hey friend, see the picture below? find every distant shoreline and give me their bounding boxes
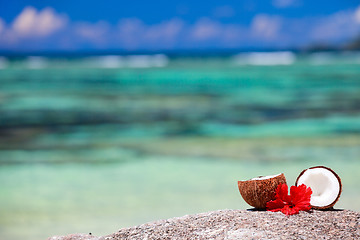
[1,47,359,58]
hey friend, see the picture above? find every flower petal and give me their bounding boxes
[281,205,300,215]
[266,198,285,212]
[290,184,312,211]
[276,183,291,203]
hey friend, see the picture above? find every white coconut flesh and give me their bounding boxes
[251,173,282,181]
[296,168,340,208]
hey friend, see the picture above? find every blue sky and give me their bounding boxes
[1,0,360,52]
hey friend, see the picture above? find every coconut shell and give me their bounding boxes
[238,173,287,209]
[295,166,342,210]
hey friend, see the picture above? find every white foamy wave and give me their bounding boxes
[309,51,360,65]
[89,54,169,69]
[26,56,48,69]
[95,55,125,68]
[125,54,168,68]
[233,51,296,66]
[308,52,336,65]
[0,56,8,69]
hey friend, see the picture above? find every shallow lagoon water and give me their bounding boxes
[1,53,360,240]
[1,143,360,240]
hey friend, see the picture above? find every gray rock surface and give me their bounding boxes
[48,209,360,240]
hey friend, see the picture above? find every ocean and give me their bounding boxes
[1,51,360,240]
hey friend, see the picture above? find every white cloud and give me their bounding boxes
[272,0,301,8]
[190,18,222,41]
[309,8,360,43]
[12,6,68,37]
[117,18,144,34]
[221,24,245,44]
[74,21,110,46]
[0,18,5,34]
[12,7,37,36]
[251,14,282,40]
[1,5,360,51]
[145,19,184,42]
[188,18,246,47]
[0,19,18,45]
[355,5,360,24]
[116,18,184,49]
[115,17,243,48]
[116,18,144,49]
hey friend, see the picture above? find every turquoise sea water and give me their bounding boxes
[0,52,360,240]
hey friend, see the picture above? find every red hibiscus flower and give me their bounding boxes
[266,183,312,215]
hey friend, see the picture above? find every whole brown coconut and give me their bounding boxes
[238,173,287,209]
[295,166,342,210]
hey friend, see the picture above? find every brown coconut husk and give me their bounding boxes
[238,173,287,209]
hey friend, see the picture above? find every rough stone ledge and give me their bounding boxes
[48,209,360,240]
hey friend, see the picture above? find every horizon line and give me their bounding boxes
[0,46,357,58]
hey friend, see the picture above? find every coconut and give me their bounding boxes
[238,173,287,209]
[295,166,342,209]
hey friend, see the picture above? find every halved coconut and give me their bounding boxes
[238,173,286,209]
[295,166,342,209]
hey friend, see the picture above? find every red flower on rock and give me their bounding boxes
[266,183,312,215]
